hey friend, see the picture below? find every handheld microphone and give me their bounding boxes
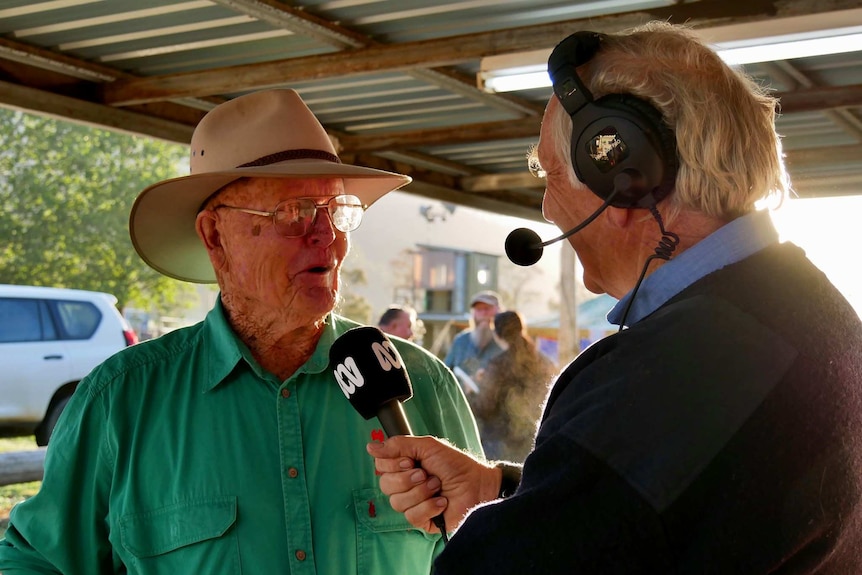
[329,326,450,541]
[330,325,413,437]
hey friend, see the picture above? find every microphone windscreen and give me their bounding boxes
[328,326,413,420]
[505,228,544,266]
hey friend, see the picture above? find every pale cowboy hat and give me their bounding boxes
[130,89,411,283]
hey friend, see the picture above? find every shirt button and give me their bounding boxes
[295,550,307,561]
[281,389,290,398]
[288,467,299,478]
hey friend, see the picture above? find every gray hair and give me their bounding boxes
[531,21,789,222]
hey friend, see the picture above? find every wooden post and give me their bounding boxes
[558,243,578,367]
[0,449,46,486]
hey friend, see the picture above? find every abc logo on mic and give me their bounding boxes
[333,339,403,399]
[329,326,413,420]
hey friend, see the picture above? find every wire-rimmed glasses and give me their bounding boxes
[215,194,364,237]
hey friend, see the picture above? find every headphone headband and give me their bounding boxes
[549,32,602,115]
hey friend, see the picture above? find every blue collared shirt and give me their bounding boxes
[608,210,780,327]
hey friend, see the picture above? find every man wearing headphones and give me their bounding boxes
[368,22,862,573]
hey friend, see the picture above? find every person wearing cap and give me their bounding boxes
[443,290,504,391]
[0,89,482,575]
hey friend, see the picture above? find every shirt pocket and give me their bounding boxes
[119,495,240,575]
[353,487,439,575]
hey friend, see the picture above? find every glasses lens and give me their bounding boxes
[329,195,363,233]
[274,199,317,237]
[272,195,364,237]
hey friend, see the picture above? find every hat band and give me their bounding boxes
[237,148,341,168]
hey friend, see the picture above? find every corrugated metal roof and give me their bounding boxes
[1,0,860,215]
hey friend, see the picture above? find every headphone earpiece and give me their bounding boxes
[549,32,678,208]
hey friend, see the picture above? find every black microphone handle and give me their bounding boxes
[377,399,449,541]
[377,399,413,437]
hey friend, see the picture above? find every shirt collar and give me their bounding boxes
[200,299,343,392]
[195,297,241,392]
[607,209,779,327]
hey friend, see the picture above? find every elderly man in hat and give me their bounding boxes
[0,89,482,575]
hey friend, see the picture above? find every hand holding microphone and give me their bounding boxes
[367,435,501,538]
[329,326,450,542]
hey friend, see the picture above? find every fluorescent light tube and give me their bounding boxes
[717,32,862,65]
[479,25,862,93]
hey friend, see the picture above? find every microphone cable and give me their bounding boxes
[617,204,679,331]
[437,515,450,544]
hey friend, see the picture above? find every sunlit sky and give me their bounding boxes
[768,195,862,319]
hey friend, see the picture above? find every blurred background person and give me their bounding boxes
[471,311,556,462]
[444,291,504,392]
[377,304,417,341]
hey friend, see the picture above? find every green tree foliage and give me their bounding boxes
[0,108,194,310]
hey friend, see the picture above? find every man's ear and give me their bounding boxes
[606,205,632,229]
[196,210,227,271]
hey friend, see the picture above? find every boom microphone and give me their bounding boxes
[505,172,641,266]
[505,195,613,266]
[329,326,449,541]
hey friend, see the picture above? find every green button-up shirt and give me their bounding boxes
[0,302,483,574]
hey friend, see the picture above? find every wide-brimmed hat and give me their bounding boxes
[130,89,411,283]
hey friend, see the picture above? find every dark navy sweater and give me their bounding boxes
[435,242,862,574]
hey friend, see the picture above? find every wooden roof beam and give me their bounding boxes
[99,0,862,106]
